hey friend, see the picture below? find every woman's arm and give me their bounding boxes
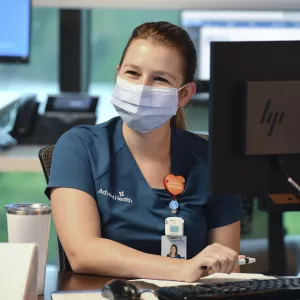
[50,187,186,280]
[207,221,241,272]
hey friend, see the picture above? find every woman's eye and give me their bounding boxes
[154,77,169,83]
[126,70,139,76]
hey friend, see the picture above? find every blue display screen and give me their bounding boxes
[170,225,179,233]
[0,0,31,59]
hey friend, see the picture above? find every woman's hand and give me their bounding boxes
[179,243,239,282]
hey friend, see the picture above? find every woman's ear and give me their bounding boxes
[178,82,197,107]
[116,64,120,74]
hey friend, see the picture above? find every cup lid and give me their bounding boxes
[5,203,52,215]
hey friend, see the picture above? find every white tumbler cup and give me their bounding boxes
[5,203,51,295]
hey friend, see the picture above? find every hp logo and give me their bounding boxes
[260,99,285,136]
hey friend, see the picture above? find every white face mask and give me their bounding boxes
[111,76,186,133]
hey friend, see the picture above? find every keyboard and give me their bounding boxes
[156,278,300,299]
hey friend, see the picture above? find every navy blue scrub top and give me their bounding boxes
[45,117,242,259]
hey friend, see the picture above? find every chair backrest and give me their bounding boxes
[38,145,72,272]
[38,145,55,183]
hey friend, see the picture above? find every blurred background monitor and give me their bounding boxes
[181,10,300,86]
[0,0,31,63]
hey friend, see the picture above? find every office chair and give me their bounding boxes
[38,134,252,272]
[38,145,73,272]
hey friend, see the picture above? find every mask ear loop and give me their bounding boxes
[177,83,188,92]
[176,83,188,107]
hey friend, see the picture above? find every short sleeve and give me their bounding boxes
[205,194,243,230]
[45,129,96,200]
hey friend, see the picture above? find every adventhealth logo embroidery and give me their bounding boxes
[97,188,132,203]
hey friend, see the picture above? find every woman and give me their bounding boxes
[46,21,243,282]
[167,245,182,259]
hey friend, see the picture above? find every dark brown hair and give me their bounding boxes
[119,21,197,131]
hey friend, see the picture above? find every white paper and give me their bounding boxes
[0,243,38,300]
[130,272,277,287]
[51,291,103,300]
[203,272,276,280]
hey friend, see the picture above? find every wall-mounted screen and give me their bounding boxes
[0,0,31,63]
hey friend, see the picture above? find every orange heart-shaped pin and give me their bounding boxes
[164,174,185,197]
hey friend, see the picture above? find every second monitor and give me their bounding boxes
[181,10,300,82]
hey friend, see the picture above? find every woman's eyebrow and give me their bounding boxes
[123,63,140,70]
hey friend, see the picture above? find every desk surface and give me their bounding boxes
[34,268,300,300]
[40,269,159,300]
[40,269,112,300]
[0,145,44,172]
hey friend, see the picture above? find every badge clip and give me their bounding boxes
[165,217,184,237]
[164,174,185,214]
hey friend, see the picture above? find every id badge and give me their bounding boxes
[161,235,187,259]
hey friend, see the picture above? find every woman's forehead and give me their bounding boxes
[122,39,183,77]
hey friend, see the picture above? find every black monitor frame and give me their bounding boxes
[45,94,99,113]
[0,0,32,63]
[208,40,300,196]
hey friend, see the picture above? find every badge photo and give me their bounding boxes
[161,236,187,260]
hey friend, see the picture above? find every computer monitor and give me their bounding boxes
[181,10,300,82]
[208,40,300,196]
[0,0,31,63]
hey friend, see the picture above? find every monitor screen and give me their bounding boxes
[0,0,31,63]
[181,10,300,81]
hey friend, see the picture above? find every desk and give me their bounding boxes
[38,268,300,300]
[40,269,157,300]
[0,145,43,172]
[40,269,112,300]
